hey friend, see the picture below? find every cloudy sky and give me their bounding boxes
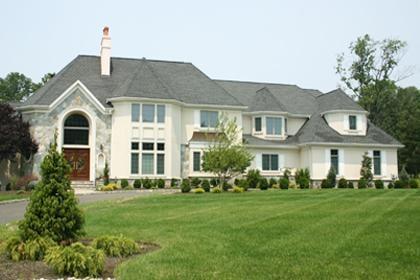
[1,0,418,93]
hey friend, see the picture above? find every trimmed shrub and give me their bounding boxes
[338,178,347,189]
[387,182,394,189]
[358,178,368,189]
[320,179,328,189]
[210,178,219,187]
[212,187,222,193]
[19,137,84,243]
[258,178,269,190]
[181,179,191,193]
[269,178,277,188]
[347,181,355,189]
[133,179,142,189]
[191,177,201,187]
[142,178,153,189]
[326,167,337,188]
[234,178,240,186]
[299,178,310,189]
[238,179,249,191]
[295,168,311,189]
[45,242,105,278]
[92,235,139,257]
[374,179,384,189]
[408,178,419,189]
[5,236,55,261]
[246,169,261,189]
[103,162,110,186]
[232,186,244,193]
[120,179,129,189]
[201,179,211,192]
[394,180,404,189]
[279,178,289,190]
[157,179,165,189]
[194,187,205,194]
[222,182,232,191]
[171,178,180,188]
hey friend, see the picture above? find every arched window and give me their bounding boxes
[64,114,89,145]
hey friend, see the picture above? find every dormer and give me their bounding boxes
[252,114,287,140]
[323,110,368,136]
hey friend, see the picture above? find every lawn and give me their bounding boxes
[82,189,420,279]
[0,191,30,202]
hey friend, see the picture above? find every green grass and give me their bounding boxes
[0,191,29,202]
[83,189,420,279]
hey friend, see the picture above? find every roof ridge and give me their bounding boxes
[78,54,191,65]
[143,59,176,99]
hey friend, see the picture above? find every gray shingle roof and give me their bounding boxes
[316,89,366,113]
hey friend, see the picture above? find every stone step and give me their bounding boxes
[71,181,95,189]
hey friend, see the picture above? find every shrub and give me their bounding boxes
[92,235,139,257]
[283,168,291,181]
[234,178,240,186]
[238,179,249,191]
[120,179,129,189]
[5,236,55,261]
[387,181,394,189]
[19,136,84,243]
[157,178,165,189]
[394,180,404,189]
[408,178,419,189]
[374,179,384,189]
[171,178,180,188]
[295,168,311,189]
[347,181,355,189]
[279,178,289,189]
[232,186,244,193]
[133,179,142,189]
[258,178,269,190]
[191,177,201,187]
[338,178,347,189]
[181,179,191,193]
[103,161,110,186]
[194,187,205,194]
[269,178,277,188]
[399,167,409,184]
[299,178,310,189]
[210,178,219,187]
[326,167,337,188]
[320,179,328,189]
[45,242,105,278]
[201,179,211,192]
[212,187,222,193]
[222,181,232,191]
[358,178,368,189]
[246,169,261,189]
[100,184,114,191]
[124,185,134,190]
[142,178,153,189]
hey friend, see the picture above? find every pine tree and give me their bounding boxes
[326,167,337,188]
[360,152,373,183]
[19,134,84,242]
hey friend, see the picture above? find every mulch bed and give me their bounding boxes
[0,240,160,280]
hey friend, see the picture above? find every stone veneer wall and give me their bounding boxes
[22,89,112,181]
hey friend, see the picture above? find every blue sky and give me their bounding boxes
[1,0,419,92]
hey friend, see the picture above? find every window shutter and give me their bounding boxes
[339,149,344,175]
[194,110,200,128]
[381,150,386,176]
[344,115,349,130]
[357,115,362,131]
[256,153,262,170]
[325,149,330,175]
[278,154,284,170]
[368,150,373,172]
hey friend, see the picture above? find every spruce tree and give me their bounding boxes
[360,152,373,183]
[326,166,337,188]
[19,135,84,242]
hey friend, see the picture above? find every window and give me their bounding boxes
[142,104,155,123]
[349,115,357,130]
[200,111,218,128]
[330,149,339,173]
[131,104,140,122]
[157,143,165,151]
[64,114,89,145]
[262,154,279,171]
[157,154,165,174]
[193,152,201,171]
[157,105,165,123]
[142,143,154,150]
[255,117,262,132]
[131,142,139,150]
[373,150,381,175]
[142,154,154,174]
[131,153,139,174]
[285,118,288,134]
[266,117,282,135]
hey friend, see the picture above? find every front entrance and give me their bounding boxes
[63,148,90,181]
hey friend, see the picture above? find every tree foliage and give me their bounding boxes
[0,103,38,161]
[360,152,373,183]
[19,134,84,242]
[202,114,253,188]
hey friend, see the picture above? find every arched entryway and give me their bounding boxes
[62,113,91,181]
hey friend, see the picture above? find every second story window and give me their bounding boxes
[200,111,218,128]
[157,105,166,123]
[255,117,262,132]
[266,117,282,135]
[349,115,357,130]
[142,104,155,123]
[131,104,140,122]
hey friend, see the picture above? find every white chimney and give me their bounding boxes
[100,26,111,76]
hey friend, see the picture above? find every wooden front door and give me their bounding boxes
[63,148,90,181]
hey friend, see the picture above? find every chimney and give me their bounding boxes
[100,26,111,76]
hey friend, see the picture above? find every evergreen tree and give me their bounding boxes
[19,134,84,242]
[360,152,373,184]
[326,167,337,188]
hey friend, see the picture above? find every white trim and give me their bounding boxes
[245,144,299,150]
[244,111,310,118]
[381,150,387,177]
[299,142,404,148]
[320,109,369,116]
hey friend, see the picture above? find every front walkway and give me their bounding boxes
[0,189,177,224]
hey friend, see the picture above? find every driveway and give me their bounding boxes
[0,189,176,224]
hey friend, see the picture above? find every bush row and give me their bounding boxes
[320,177,419,189]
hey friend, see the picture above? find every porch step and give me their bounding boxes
[71,181,95,189]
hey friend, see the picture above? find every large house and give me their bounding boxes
[17,27,402,186]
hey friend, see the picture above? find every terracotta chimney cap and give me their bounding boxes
[103,26,109,36]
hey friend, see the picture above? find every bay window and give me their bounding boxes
[266,117,282,135]
[200,111,218,128]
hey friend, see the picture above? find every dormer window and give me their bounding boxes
[266,117,282,135]
[349,115,357,130]
[255,117,262,132]
[200,111,218,128]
